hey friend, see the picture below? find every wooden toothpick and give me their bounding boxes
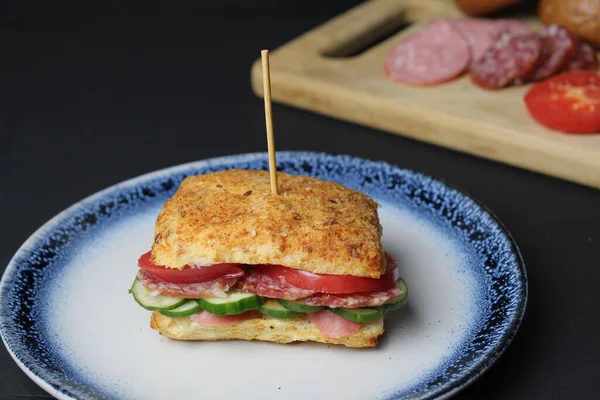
[261,49,279,195]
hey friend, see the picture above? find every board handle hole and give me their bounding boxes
[321,20,410,59]
[318,0,454,59]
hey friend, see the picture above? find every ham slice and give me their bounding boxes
[191,310,262,326]
[305,310,362,339]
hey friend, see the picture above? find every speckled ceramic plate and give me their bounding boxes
[0,152,526,400]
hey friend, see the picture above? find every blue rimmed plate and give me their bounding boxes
[0,152,526,400]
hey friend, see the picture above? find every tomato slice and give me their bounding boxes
[253,254,399,294]
[137,251,244,284]
[524,70,600,133]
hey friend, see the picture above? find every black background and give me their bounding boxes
[0,1,599,399]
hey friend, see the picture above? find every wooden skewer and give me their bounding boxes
[261,49,279,195]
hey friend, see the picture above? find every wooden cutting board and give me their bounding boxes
[250,0,600,190]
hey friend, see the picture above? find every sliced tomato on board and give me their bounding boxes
[524,70,600,133]
[252,254,399,294]
[137,251,244,284]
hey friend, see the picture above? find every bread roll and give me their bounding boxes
[539,0,600,48]
[150,312,384,348]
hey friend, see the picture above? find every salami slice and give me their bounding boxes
[567,40,599,71]
[136,269,239,298]
[299,280,404,308]
[449,18,506,64]
[385,19,470,86]
[531,24,576,81]
[471,34,541,89]
[234,269,316,300]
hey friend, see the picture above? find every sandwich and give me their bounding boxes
[129,169,407,348]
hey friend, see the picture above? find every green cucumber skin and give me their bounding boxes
[278,299,323,313]
[382,278,408,313]
[383,297,407,313]
[130,279,187,311]
[133,297,170,312]
[197,295,263,316]
[330,307,383,323]
[160,301,203,318]
[260,300,303,319]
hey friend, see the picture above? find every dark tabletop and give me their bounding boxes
[1,1,599,399]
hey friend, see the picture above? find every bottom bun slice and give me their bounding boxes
[151,311,384,348]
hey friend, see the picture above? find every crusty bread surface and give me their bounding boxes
[150,170,385,277]
[150,311,384,348]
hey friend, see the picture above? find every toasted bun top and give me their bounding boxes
[150,169,385,277]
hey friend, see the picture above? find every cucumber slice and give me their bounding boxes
[198,291,263,316]
[278,299,323,313]
[160,300,203,318]
[129,279,187,311]
[260,300,303,319]
[382,278,408,313]
[330,307,383,323]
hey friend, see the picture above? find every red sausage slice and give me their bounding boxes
[385,19,470,86]
[567,40,599,72]
[449,18,506,64]
[136,269,240,298]
[299,280,405,308]
[233,269,316,300]
[471,34,541,89]
[531,24,576,81]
